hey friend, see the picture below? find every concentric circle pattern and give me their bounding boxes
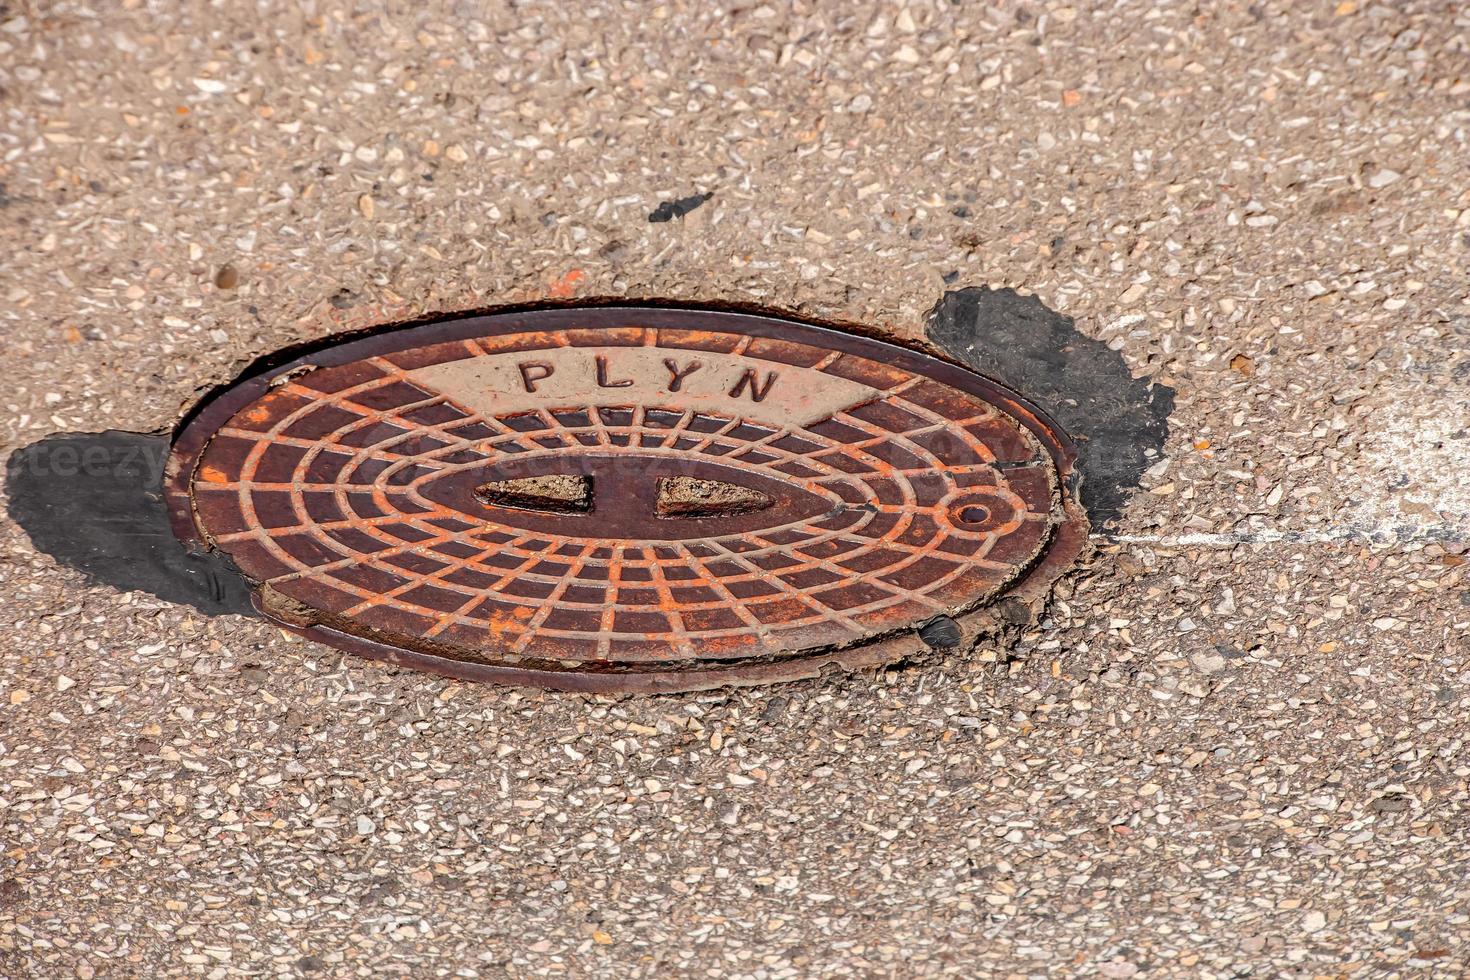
[172,310,1082,689]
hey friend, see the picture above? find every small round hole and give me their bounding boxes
[956,504,991,525]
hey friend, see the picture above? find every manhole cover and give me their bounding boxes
[166,307,1086,691]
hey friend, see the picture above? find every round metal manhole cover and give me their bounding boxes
[166,307,1087,692]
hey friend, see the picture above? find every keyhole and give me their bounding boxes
[655,477,772,519]
[475,475,593,514]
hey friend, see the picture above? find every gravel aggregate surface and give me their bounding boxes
[3,1,1469,976]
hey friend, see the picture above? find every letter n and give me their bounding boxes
[727,369,777,403]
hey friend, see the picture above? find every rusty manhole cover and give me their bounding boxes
[166,307,1086,692]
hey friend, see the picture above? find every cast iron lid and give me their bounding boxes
[166,307,1086,692]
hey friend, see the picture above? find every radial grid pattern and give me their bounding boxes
[190,327,1061,666]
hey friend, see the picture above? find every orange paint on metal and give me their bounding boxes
[169,306,1084,692]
